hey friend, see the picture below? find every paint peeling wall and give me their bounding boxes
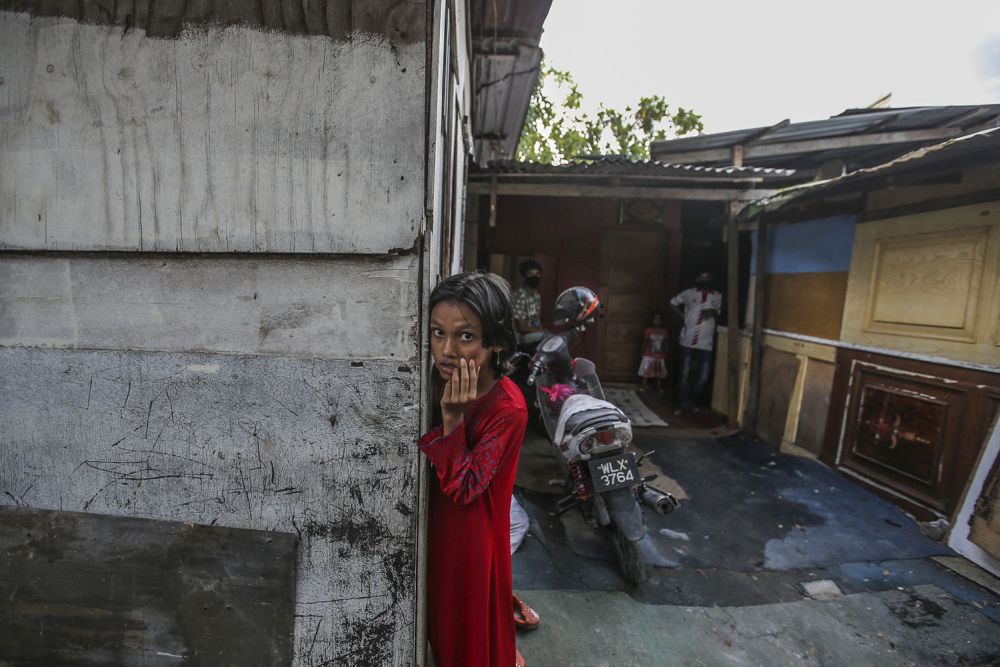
[0,2,435,665]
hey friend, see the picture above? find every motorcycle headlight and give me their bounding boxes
[578,436,595,454]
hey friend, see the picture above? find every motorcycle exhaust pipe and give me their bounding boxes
[639,485,678,516]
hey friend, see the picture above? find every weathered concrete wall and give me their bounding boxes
[0,253,418,358]
[0,346,419,664]
[0,3,431,665]
[0,9,424,253]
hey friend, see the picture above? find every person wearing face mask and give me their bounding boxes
[670,271,723,413]
[511,259,546,351]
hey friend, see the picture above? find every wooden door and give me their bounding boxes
[598,229,668,382]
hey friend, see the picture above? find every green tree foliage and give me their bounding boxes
[516,62,704,163]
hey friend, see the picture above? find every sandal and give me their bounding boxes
[515,648,526,667]
[513,594,540,630]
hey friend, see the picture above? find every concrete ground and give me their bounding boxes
[512,403,1000,667]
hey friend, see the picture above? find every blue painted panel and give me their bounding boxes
[751,214,857,274]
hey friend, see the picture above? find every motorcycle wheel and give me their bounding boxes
[608,525,645,585]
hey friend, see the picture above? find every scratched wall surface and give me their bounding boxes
[0,9,425,254]
[0,347,421,665]
[0,3,430,665]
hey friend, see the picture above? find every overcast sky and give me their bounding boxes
[538,0,1000,134]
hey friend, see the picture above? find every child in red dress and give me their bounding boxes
[417,271,528,667]
[638,310,669,393]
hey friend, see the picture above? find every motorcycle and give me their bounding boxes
[514,287,678,585]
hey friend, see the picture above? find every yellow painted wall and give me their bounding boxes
[840,201,1000,367]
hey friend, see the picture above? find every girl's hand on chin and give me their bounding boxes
[441,358,479,434]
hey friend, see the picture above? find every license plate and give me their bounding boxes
[588,453,639,493]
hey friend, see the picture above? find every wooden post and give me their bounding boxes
[488,176,498,228]
[732,144,744,168]
[744,215,769,437]
[726,201,741,429]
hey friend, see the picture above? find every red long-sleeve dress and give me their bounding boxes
[417,376,527,667]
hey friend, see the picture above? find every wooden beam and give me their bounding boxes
[743,216,770,437]
[726,202,741,430]
[469,172,767,184]
[467,181,776,202]
[653,128,960,165]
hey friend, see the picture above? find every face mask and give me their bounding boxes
[525,276,541,289]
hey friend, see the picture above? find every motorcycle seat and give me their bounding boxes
[564,407,627,435]
[554,394,630,446]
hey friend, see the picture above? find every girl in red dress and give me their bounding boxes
[417,272,528,667]
[638,310,669,394]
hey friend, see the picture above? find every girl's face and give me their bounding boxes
[652,313,663,327]
[430,301,498,386]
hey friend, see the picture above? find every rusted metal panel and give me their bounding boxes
[0,506,297,666]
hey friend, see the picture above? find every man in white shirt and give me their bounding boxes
[669,271,723,412]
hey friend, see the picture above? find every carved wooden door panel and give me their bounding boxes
[839,367,963,513]
[828,355,1000,517]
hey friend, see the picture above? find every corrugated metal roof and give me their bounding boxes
[470,0,553,163]
[739,127,1000,220]
[655,106,1000,153]
[478,156,795,179]
[651,105,1000,172]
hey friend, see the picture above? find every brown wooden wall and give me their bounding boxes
[764,272,849,340]
[822,348,1000,519]
[485,195,681,381]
